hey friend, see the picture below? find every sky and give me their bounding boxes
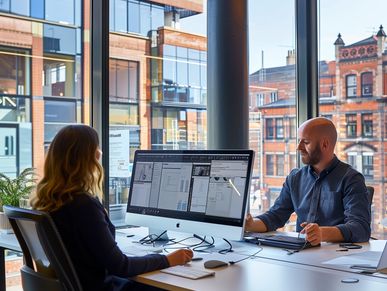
[180,0,387,73]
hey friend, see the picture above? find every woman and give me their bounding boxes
[31,124,192,291]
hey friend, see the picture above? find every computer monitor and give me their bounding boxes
[126,150,254,241]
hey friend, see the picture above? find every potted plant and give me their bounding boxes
[0,168,36,232]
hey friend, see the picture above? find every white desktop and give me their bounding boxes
[125,150,254,241]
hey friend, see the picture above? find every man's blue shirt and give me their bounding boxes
[257,156,371,242]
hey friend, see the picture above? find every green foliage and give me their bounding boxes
[0,168,36,211]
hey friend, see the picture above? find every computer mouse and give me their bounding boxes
[204,259,229,269]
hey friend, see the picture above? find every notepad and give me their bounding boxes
[160,265,215,279]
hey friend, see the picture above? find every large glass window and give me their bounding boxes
[319,0,386,238]
[249,0,296,218]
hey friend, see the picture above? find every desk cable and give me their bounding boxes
[229,242,263,265]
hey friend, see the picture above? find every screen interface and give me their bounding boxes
[127,151,253,226]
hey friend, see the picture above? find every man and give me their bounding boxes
[245,117,371,245]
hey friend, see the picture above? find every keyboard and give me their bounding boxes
[160,265,215,280]
[244,233,313,250]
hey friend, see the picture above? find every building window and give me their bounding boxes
[266,118,274,139]
[346,74,357,98]
[361,72,373,97]
[270,91,278,103]
[346,114,357,138]
[362,113,373,137]
[266,154,274,176]
[154,45,206,105]
[275,118,284,139]
[110,0,164,36]
[362,155,374,178]
[276,155,284,176]
[289,117,296,139]
[347,153,357,170]
[109,59,138,102]
[44,99,77,143]
[0,47,30,95]
[347,152,374,179]
[256,93,264,106]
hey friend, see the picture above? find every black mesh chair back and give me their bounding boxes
[366,186,374,212]
[4,205,83,291]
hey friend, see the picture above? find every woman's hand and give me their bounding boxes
[166,249,193,266]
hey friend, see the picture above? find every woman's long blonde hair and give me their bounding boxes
[31,125,104,212]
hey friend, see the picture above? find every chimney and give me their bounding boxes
[286,49,295,66]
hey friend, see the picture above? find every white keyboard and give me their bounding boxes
[160,265,215,280]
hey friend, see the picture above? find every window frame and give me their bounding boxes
[346,74,357,98]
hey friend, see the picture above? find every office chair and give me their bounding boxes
[4,205,83,291]
[366,186,377,240]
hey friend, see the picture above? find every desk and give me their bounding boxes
[2,228,387,291]
[0,232,21,291]
[115,229,387,291]
[135,256,387,291]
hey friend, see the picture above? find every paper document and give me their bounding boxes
[322,251,381,267]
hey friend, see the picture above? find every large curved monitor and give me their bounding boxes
[126,150,254,241]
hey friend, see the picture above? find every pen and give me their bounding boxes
[228,179,241,196]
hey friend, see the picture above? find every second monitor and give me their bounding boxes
[126,150,254,241]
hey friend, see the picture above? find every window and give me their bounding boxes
[347,153,357,170]
[0,47,30,95]
[362,113,373,137]
[11,0,29,16]
[43,58,75,98]
[276,154,284,176]
[361,72,373,97]
[256,93,264,107]
[270,91,278,103]
[154,45,206,105]
[43,24,76,55]
[266,118,274,139]
[275,118,284,139]
[44,99,77,143]
[362,154,374,178]
[346,74,357,97]
[346,114,357,138]
[266,154,274,175]
[45,0,75,24]
[289,117,296,139]
[109,59,138,102]
[0,0,9,12]
[128,0,140,33]
[110,0,164,36]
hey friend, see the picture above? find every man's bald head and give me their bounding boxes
[299,117,337,149]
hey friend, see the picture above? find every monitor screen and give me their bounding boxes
[126,150,254,240]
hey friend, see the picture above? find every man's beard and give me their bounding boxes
[301,144,322,165]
